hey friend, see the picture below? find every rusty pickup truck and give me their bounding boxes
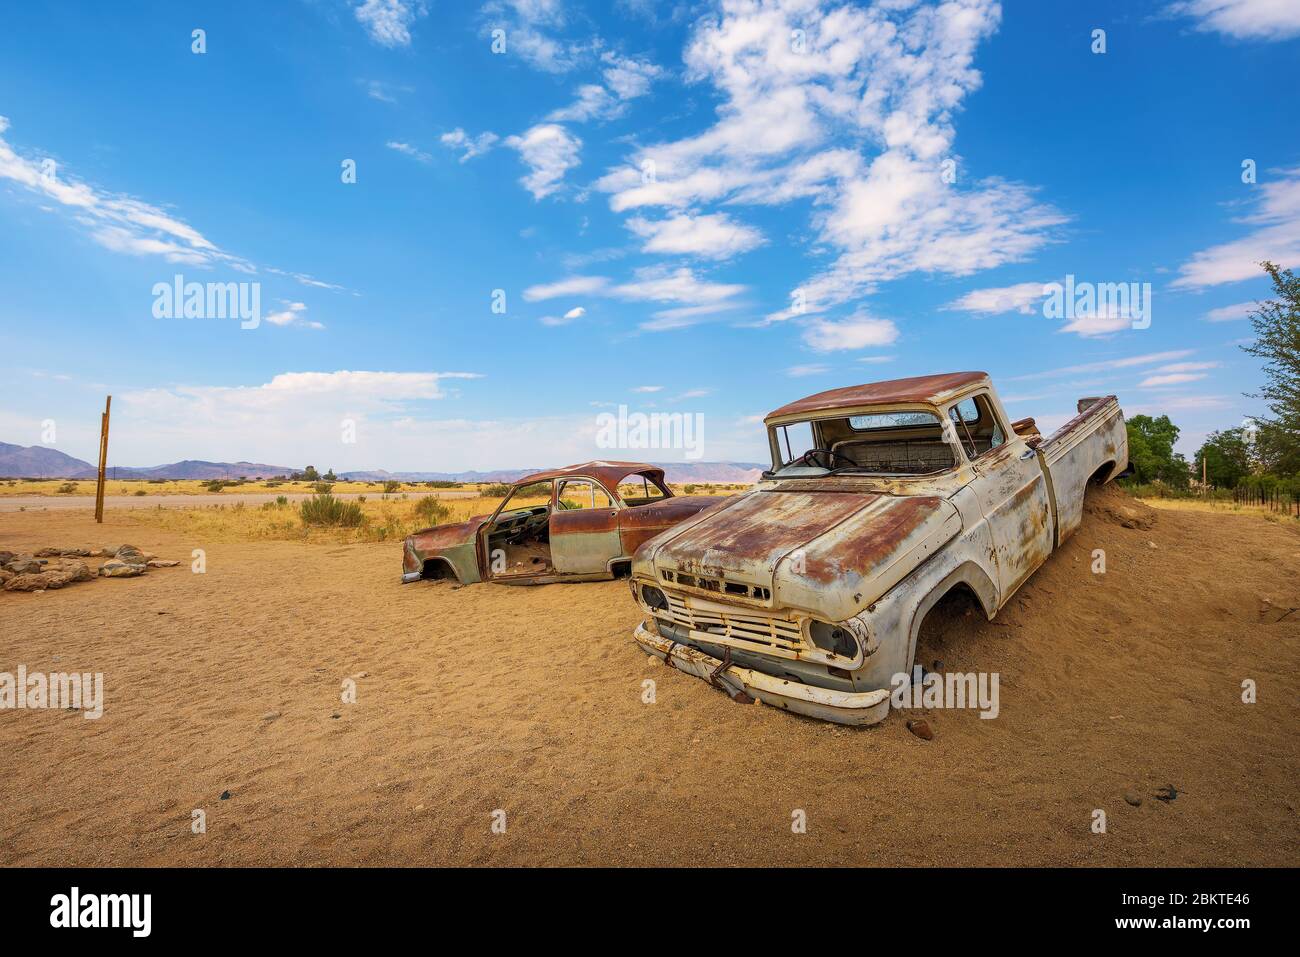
[630,371,1127,725]
[402,461,721,585]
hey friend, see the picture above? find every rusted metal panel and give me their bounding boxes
[514,460,667,496]
[616,494,725,557]
[649,489,879,585]
[765,372,989,422]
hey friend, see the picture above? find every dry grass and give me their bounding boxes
[121,493,541,544]
[1138,496,1300,522]
[0,477,478,497]
[120,484,736,545]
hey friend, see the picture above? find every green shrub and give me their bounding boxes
[480,483,511,498]
[134,489,147,496]
[313,481,335,495]
[383,480,401,494]
[413,495,450,526]
[300,492,364,527]
[56,482,77,493]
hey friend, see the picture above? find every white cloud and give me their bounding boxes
[439,128,500,162]
[612,265,745,304]
[0,115,240,268]
[1058,312,1134,338]
[362,79,413,103]
[523,275,611,301]
[264,301,324,330]
[944,280,1049,315]
[1007,350,1197,382]
[626,211,765,260]
[386,141,432,163]
[526,265,748,331]
[786,364,829,377]
[801,314,900,353]
[1173,168,1300,288]
[1154,361,1219,373]
[354,0,427,48]
[548,85,616,123]
[0,115,339,289]
[593,0,1063,314]
[856,355,896,364]
[1140,372,1209,387]
[483,0,579,73]
[631,385,663,393]
[1166,0,1300,40]
[505,124,582,199]
[539,305,586,326]
[1204,301,1256,322]
[601,51,663,99]
[548,52,664,121]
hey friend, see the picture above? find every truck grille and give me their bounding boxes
[660,569,771,601]
[664,593,804,656]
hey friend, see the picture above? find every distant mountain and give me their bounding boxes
[69,460,297,481]
[338,462,766,484]
[1,441,762,484]
[0,442,94,478]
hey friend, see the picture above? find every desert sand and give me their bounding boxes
[1,485,1297,866]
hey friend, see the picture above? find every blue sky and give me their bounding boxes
[2,0,1298,471]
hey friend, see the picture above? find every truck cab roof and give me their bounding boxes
[765,372,990,423]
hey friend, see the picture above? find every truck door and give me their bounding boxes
[549,478,623,575]
[951,393,1054,603]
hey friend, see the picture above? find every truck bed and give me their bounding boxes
[1032,395,1128,545]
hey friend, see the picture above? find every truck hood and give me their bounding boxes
[641,489,961,620]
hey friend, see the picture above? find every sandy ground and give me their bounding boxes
[1,487,1297,867]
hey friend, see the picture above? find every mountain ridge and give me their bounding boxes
[0,442,764,484]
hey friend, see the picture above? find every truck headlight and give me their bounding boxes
[807,620,858,659]
[640,584,669,612]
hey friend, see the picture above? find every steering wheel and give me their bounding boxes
[799,447,856,470]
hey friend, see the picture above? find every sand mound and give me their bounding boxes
[1083,480,1156,530]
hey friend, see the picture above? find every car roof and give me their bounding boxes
[765,371,990,422]
[513,461,665,490]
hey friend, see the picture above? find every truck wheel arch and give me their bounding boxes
[1088,460,1118,486]
[903,563,998,672]
[421,557,461,583]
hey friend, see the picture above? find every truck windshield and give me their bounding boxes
[772,411,957,476]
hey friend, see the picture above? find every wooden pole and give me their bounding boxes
[94,395,111,523]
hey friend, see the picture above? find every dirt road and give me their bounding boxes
[1,487,1297,866]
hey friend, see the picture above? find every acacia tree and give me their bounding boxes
[1241,262,1300,475]
[1124,414,1189,487]
[1194,428,1252,488]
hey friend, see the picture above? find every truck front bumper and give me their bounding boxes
[633,619,891,726]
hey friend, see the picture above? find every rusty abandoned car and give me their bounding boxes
[629,371,1128,725]
[401,461,720,585]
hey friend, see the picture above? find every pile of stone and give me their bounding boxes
[1,544,179,593]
